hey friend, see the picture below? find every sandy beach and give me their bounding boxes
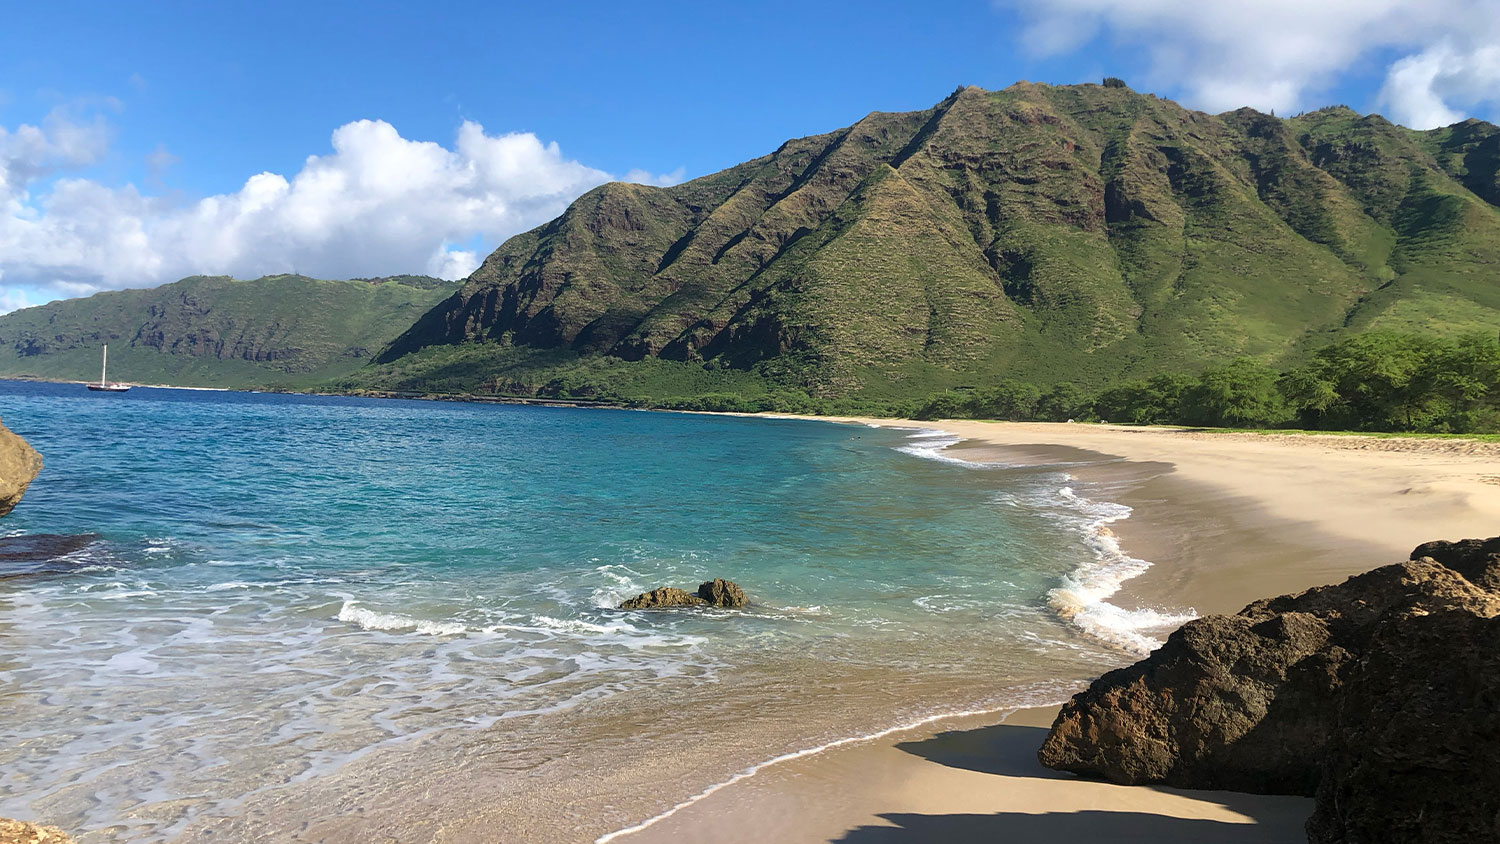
[610,419,1500,844]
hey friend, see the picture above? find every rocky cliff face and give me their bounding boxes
[1038,537,1500,842]
[378,83,1500,395]
[0,420,42,518]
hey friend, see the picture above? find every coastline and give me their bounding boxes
[605,418,1500,843]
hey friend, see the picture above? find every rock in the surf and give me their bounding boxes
[0,534,102,579]
[619,587,707,609]
[1038,548,1500,795]
[0,817,76,844]
[697,578,747,608]
[0,419,42,518]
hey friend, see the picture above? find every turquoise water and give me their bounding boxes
[0,381,1188,843]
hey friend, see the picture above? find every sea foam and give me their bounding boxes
[336,601,468,636]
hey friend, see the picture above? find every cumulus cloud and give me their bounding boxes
[999,0,1500,127]
[0,113,682,305]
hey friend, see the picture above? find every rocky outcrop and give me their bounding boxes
[697,578,748,608]
[1308,607,1500,843]
[619,579,749,610]
[1037,537,1500,842]
[619,587,706,610]
[0,818,76,844]
[0,419,42,517]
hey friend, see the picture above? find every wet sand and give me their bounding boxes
[609,420,1500,843]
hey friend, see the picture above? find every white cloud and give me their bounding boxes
[1380,41,1500,129]
[0,114,683,302]
[999,0,1500,127]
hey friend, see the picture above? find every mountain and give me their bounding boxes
[0,274,459,388]
[368,82,1500,401]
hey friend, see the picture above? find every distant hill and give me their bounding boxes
[367,82,1500,401]
[0,274,458,388]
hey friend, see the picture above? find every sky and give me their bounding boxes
[2,0,1498,312]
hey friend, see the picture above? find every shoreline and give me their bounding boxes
[603,417,1500,843]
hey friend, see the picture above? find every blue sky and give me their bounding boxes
[2,0,1498,310]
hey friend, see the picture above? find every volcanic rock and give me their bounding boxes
[1308,607,1500,843]
[697,578,747,608]
[0,419,41,518]
[619,587,707,610]
[1039,555,1497,794]
[1037,536,1500,842]
[618,578,749,610]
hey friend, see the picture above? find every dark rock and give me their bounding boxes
[697,578,747,608]
[1308,608,1500,844]
[0,534,102,579]
[619,587,706,610]
[0,420,42,518]
[1037,610,1349,794]
[1411,536,1500,591]
[1039,557,1497,794]
[1039,537,1500,842]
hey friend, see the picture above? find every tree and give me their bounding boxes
[1094,373,1195,424]
[914,391,971,420]
[1038,382,1090,421]
[969,379,1042,420]
[1181,359,1290,428]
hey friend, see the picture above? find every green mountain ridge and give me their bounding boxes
[3,82,1497,405]
[0,274,458,388]
[368,82,1500,400]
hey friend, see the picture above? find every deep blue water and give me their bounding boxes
[0,380,1186,842]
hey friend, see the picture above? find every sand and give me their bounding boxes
[608,420,1500,844]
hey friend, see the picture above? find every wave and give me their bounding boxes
[335,601,467,636]
[1045,485,1197,655]
[894,429,1014,468]
[891,428,1195,655]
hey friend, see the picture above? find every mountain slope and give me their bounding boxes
[372,82,1500,399]
[0,274,458,388]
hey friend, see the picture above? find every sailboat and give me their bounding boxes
[86,345,131,392]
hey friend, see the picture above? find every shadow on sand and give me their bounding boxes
[842,722,1310,843]
[895,722,1065,778]
[831,809,1303,843]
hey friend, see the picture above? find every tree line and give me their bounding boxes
[911,332,1500,434]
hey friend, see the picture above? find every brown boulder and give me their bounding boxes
[1038,555,1500,795]
[1411,536,1500,591]
[697,578,747,608]
[0,818,75,844]
[619,587,707,610]
[0,420,42,518]
[1308,608,1500,843]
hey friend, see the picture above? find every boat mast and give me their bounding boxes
[101,344,108,386]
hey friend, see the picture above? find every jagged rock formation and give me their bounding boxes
[619,579,749,609]
[619,587,706,609]
[697,577,748,608]
[0,818,75,844]
[376,82,1500,397]
[1038,537,1500,842]
[0,419,42,517]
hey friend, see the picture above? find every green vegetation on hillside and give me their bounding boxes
[369,82,1500,404]
[0,274,457,388]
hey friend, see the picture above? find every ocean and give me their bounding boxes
[0,381,1193,843]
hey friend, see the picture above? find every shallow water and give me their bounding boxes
[0,382,1191,842]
